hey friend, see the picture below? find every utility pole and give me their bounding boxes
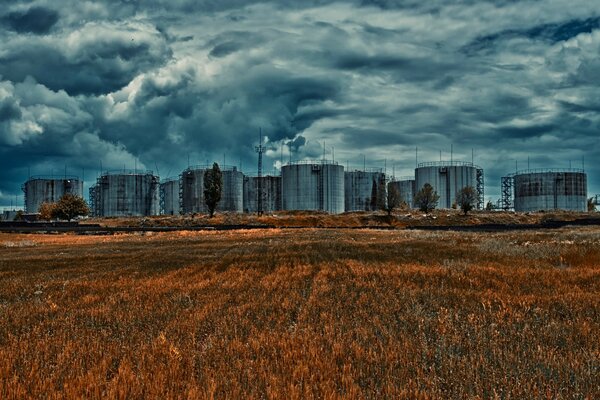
[255,128,265,216]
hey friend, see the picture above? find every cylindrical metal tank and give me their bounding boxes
[160,177,180,215]
[344,169,386,212]
[513,169,587,212]
[180,165,244,214]
[415,161,483,209]
[388,177,415,208]
[22,176,84,213]
[281,161,344,214]
[92,170,160,217]
[243,175,282,213]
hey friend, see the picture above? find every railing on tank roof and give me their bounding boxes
[100,170,156,176]
[345,167,384,173]
[507,168,586,177]
[417,161,481,169]
[397,176,415,181]
[285,160,339,166]
[243,173,282,178]
[27,175,81,181]
[182,165,241,172]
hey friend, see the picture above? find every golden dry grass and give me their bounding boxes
[1,228,599,399]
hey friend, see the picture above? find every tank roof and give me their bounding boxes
[100,170,156,176]
[510,168,586,176]
[285,159,340,166]
[182,164,240,172]
[26,175,81,181]
[417,161,481,169]
[345,167,384,173]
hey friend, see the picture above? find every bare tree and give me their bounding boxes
[456,186,477,215]
[414,183,440,214]
[383,183,401,216]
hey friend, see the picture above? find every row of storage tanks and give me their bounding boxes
[21,161,589,216]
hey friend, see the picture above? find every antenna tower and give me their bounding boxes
[255,128,265,216]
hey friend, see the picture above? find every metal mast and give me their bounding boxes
[255,128,265,216]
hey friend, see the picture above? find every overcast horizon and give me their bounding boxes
[1,0,600,208]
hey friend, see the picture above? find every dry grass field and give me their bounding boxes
[1,227,599,399]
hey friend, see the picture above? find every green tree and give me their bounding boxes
[485,201,494,211]
[38,202,56,221]
[456,186,477,215]
[51,193,89,221]
[383,183,401,216]
[204,163,223,218]
[414,183,440,214]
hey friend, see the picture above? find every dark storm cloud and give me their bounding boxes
[1,0,600,208]
[0,21,172,96]
[464,17,600,54]
[2,6,59,34]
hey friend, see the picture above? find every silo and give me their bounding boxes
[160,177,180,215]
[221,168,244,213]
[415,161,484,209]
[513,169,587,212]
[388,177,415,208]
[93,170,160,217]
[281,161,344,214]
[344,169,386,212]
[180,165,243,214]
[22,176,84,213]
[243,175,282,213]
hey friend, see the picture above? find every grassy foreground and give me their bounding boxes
[1,228,599,399]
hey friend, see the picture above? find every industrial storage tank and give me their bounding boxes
[160,177,180,215]
[22,176,84,213]
[513,169,587,212]
[344,169,386,212]
[243,175,282,213]
[90,170,159,217]
[415,161,484,209]
[180,165,244,214]
[281,161,344,214]
[388,177,415,208]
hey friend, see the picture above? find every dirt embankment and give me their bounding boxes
[86,210,600,229]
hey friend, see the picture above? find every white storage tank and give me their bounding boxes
[90,170,159,217]
[388,177,415,208]
[344,169,386,212]
[281,161,344,214]
[180,165,243,214]
[243,175,282,213]
[22,176,84,213]
[415,161,484,209]
[513,169,587,212]
[160,177,180,216]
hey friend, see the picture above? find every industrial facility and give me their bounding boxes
[415,161,484,210]
[160,177,180,215]
[344,169,386,212]
[180,165,244,214]
[89,170,159,217]
[243,175,282,214]
[22,176,84,213]
[388,177,415,208]
[500,169,587,212]
[12,147,597,217]
[281,161,345,214]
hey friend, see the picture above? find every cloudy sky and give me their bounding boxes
[1,0,599,208]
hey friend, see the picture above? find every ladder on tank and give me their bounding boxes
[476,168,484,210]
[313,164,324,211]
